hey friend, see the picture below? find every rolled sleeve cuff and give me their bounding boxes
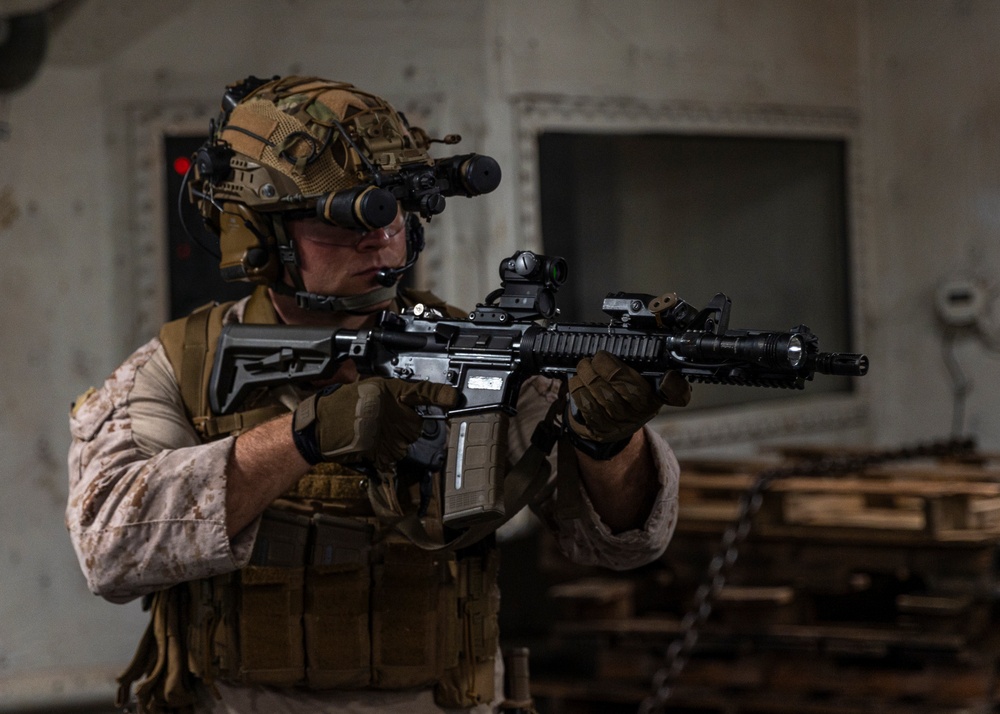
[554,425,679,571]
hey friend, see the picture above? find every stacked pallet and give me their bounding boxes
[531,447,1000,714]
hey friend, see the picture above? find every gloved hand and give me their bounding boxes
[292,378,460,471]
[568,351,691,446]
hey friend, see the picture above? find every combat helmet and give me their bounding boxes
[186,75,501,311]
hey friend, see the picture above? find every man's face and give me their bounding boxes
[286,209,408,298]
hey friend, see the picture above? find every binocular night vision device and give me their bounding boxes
[314,151,502,230]
[193,142,501,232]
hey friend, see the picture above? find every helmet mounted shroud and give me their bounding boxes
[185,75,501,312]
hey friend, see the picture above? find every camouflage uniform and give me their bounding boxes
[66,294,680,712]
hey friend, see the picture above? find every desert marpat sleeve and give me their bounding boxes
[509,376,679,570]
[66,337,259,603]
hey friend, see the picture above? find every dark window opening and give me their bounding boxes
[538,132,854,410]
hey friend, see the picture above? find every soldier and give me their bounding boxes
[66,75,689,713]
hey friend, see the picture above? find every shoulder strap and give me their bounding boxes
[158,290,285,438]
[159,302,228,424]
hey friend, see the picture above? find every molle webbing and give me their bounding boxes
[282,464,369,502]
[193,509,497,702]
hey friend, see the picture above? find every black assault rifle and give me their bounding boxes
[210,251,868,529]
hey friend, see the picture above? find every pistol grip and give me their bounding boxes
[442,412,509,528]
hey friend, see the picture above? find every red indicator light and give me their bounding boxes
[173,156,192,175]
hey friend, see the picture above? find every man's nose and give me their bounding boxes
[356,225,393,250]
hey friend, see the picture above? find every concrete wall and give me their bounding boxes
[0,0,997,708]
[863,1,1000,445]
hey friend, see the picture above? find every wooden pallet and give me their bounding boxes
[527,448,1000,714]
[677,458,1000,543]
[656,537,998,635]
[539,616,1000,712]
[548,577,637,620]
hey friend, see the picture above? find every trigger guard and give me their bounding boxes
[405,405,448,470]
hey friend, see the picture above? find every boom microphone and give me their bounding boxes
[375,254,419,287]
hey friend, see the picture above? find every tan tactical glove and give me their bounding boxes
[568,351,691,456]
[292,378,460,471]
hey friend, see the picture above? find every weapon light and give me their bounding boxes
[786,335,804,369]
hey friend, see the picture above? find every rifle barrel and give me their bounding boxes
[812,352,869,377]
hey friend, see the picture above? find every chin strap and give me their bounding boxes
[291,283,399,313]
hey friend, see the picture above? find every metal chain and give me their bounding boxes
[639,437,977,714]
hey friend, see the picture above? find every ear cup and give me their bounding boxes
[217,203,280,284]
[245,247,270,268]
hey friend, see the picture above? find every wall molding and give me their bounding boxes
[125,99,212,347]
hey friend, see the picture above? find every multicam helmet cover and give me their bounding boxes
[205,77,432,213]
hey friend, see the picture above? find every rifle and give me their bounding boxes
[210,251,868,529]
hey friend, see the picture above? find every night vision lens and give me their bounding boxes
[457,154,502,196]
[316,185,398,231]
[433,153,502,197]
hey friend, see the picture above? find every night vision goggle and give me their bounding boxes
[314,151,502,231]
[192,141,500,229]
